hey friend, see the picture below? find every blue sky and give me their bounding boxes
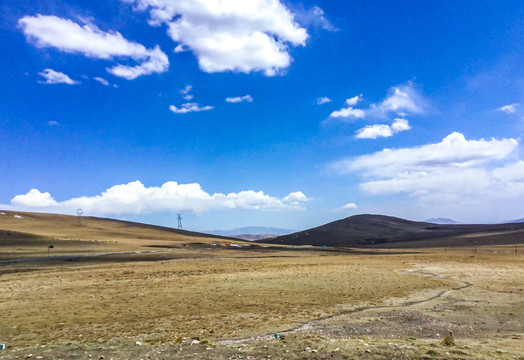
[2,0,524,230]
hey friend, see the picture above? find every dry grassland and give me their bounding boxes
[1,212,523,359]
[0,250,450,348]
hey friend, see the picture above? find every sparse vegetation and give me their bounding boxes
[1,212,523,359]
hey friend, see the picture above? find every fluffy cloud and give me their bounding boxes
[498,103,518,114]
[47,120,59,126]
[355,118,411,139]
[331,202,358,212]
[334,132,518,177]
[330,107,365,119]
[329,132,524,221]
[11,189,58,207]
[329,83,425,121]
[19,15,169,79]
[38,68,78,85]
[345,95,362,106]
[169,103,214,114]
[225,95,253,103]
[6,181,310,215]
[282,191,311,204]
[124,0,308,76]
[372,84,425,115]
[316,97,332,105]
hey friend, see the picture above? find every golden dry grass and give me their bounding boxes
[1,212,523,359]
[0,250,451,348]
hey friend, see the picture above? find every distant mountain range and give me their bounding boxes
[426,218,458,224]
[205,226,295,241]
[263,214,524,248]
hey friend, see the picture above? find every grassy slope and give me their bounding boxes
[0,210,236,258]
[266,214,524,248]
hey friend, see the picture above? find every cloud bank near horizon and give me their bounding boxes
[329,132,524,222]
[5,181,311,216]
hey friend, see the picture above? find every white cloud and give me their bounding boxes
[38,68,78,85]
[47,120,59,126]
[345,95,362,106]
[6,181,310,215]
[282,191,311,204]
[355,118,411,139]
[19,15,169,79]
[330,107,365,119]
[329,132,524,222]
[391,118,411,132]
[316,97,332,105]
[332,202,358,212]
[356,124,394,139]
[179,85,192,95]
[169,103,214,114]
[341,202,358,209]
[93,76,109,86]
[329,83,426,121]
[225,95,253,103]
[375,83,424,114]
[498,103,518,114]
[183,94,194,101]
[124,0,308,76]
[11,189,58,207]
[334,132,518,177]
[94,77,109,86]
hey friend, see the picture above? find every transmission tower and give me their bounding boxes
[77,208,83,227]
[177,214,183,229]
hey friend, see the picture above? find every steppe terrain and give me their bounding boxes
[1,211,523,359]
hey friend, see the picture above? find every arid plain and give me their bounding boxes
[1,211,523,359]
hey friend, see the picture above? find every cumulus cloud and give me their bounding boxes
[498,103,518,114]
[329,83,426,121]
[334,132,518,177]
[38,68,78,85]
[123,0,308,76]
[225,95,253,103]
[11,189,58,207]
[345,95,362,106]
[47,120,59,126]
[330,107,365,119]
[282,191,311,204]
[331,132,522,199]
[19,15,169,79]
[355,118,411,139]
[372,83,425,115]
[316,97,332,105]
[169,103,214,114]
[6,181,310,215]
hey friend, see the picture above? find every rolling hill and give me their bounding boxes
[0,210,236,258]
[264,214,524,248]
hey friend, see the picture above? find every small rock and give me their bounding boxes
[135,341,142,346]
[190,340,200,346]
[25,354,33,359]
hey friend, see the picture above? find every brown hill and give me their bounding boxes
[0,210,236,259]
[264,214,524,248]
